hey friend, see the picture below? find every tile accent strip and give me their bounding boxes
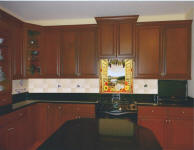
[12,79,158,94]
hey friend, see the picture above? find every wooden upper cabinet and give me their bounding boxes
[136,25,161,78]
[162,22,192,79]
[12,23,23,80]
[97,23,116,57]
[61,25,98,78]
[79,28,98,77]
[23,23,43,78]
[118,23,134,57]
[95,15,138,58]
[61,31,77,77]
[42,28,60,77]
[135,20,192,79]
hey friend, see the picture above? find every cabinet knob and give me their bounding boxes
[151,110,154,112]
[58,106,62,110]
[165,120,168,123]
[182,111,185,114]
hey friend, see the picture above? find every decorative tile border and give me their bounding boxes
[12,79,158,94]
[12,80,28,94]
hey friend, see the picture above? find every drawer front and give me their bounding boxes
[168,107,194,119]
[73,104,95,114]
[0,93,11,106]
[0,107,28,128]
[138,106,167,118]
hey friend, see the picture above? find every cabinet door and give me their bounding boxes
[98,23,116,57]
[117,23,134,58]
[12,24,23,79]
[0,126,8,150]
[136,26,161,78]
[163,24,191,79]
[63,104,74,122]
[47,104,58,136]
[42,29,60,77]
[167,119,193,150]
[138,119,165,148]
[79,29,98,77]
[61,31,77,77]
[55,104,65,127]
[6,110,29,150]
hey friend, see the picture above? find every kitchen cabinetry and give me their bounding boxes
[0,107,32,150]
[72,104,96,119]
[162,22,191,79]
[44,103,95,138]
[95,15,138,58]
[11,22,23,79]
[138,106,193,150]
[61,25,98,78]
[0,9,23,80]
[61,30,77,77]
[135,25,161,78]
[23,23,43,78]
[42,28,61,77]
[0,29,12,106]
[136,20,191,79]
[47,103,65,136]
[79,29,98,77]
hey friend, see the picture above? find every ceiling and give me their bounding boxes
[0,1,193,25]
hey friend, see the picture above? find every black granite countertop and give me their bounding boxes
[37,118,162,150]
[0,99,99,117]
[136,99,194,107]
[0,95,193,117]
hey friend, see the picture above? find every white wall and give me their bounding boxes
[188,7,194,98]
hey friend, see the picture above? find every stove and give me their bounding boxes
[96,101,137,123]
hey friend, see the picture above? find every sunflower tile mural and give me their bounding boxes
[100,59,133,94]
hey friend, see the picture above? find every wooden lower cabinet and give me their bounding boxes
[0,103,96,150]
[138,118,165,148]
[0,107,31,150]
[166,119,193,150]
[138,106,194,150]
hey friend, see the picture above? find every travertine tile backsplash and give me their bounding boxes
[12,79,158,94]
[12,80,28,94]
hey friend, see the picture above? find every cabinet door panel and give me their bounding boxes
[167,119,193,150]
[118,23,134,57]
[47,104,58,136]
[61,31,77,77]
[164,25,191,79]
[98,23,116,57]
[136,26,161,78]
[79,30,98,77]
[0,126,8,150]
[12,24,23,79]
[42,29,60,77]
[138,119,165,148]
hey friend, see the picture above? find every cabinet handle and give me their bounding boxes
[8,128,14,131]
[48,105,50,109]
[165,120,168,123]
[168,120,171,124]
